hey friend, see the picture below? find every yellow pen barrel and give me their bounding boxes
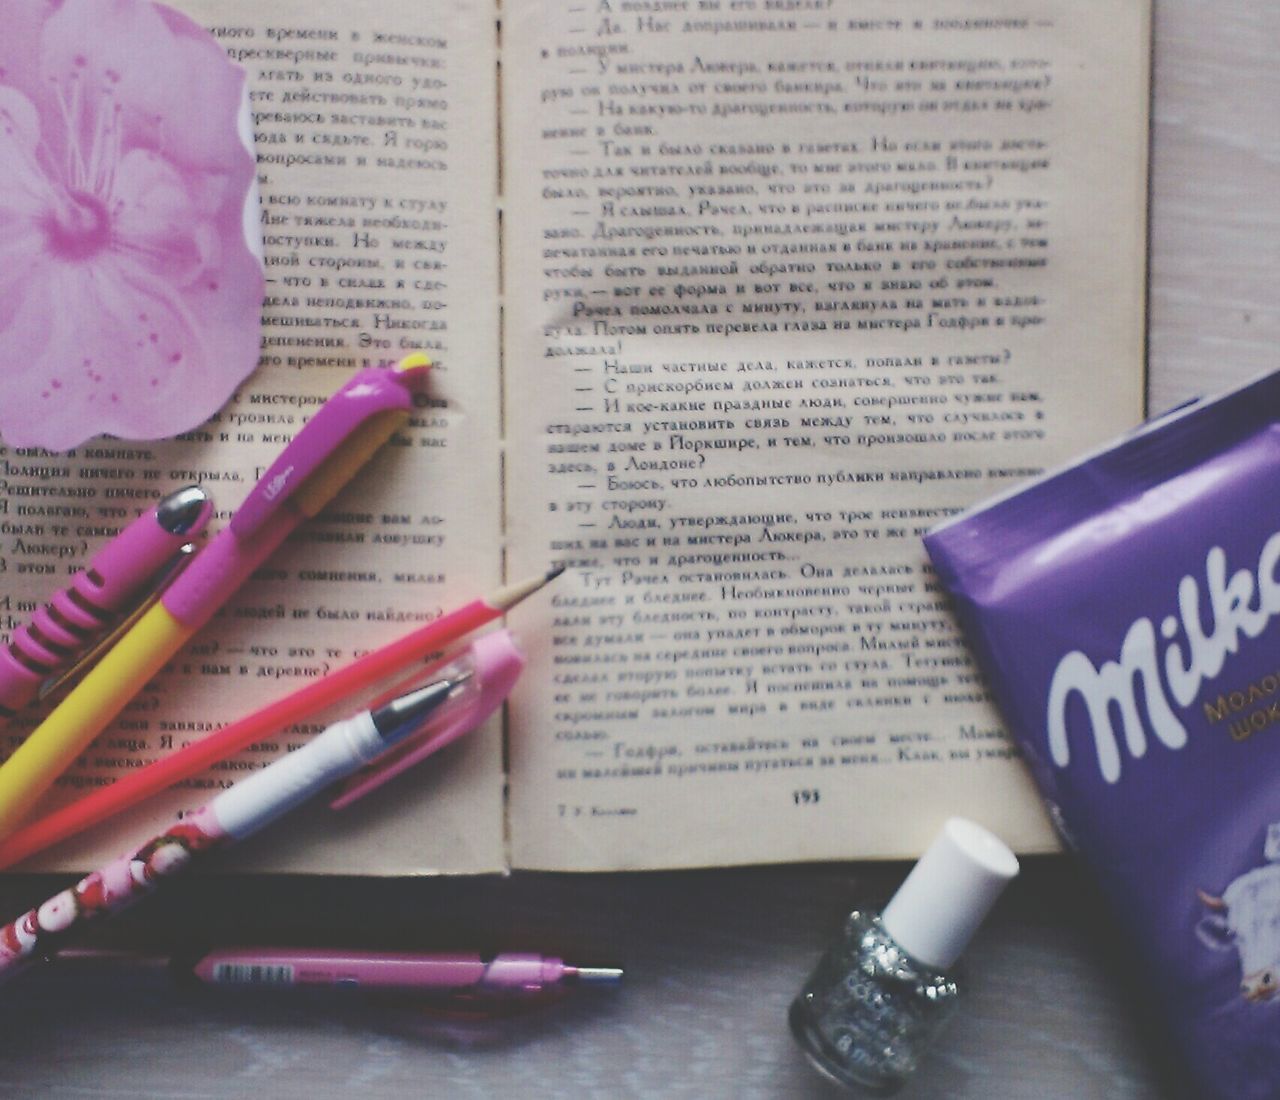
[0,603,192,840]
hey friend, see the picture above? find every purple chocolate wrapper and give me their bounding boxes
[925,370,1280,1100]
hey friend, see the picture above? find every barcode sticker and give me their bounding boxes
[211,963,296,985]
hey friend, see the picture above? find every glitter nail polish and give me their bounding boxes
[789,818,1020,1094]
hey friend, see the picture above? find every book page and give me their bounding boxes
[0,0,503,874]
[503,0,1149,868]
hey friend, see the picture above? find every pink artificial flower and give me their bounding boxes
[0,0,263,451]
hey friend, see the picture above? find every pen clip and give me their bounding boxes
[230,357,430,542]
[38,544,201,703]
[0,486,212,719]
[330,630,524,809]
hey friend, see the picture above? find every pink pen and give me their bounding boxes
[0,486,213,723]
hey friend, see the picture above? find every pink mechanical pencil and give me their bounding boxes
[188,949,622,996]
[61,947,622,999]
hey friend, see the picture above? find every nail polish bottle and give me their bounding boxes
[789,817,1020,1095]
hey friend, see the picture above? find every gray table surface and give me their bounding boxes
[0,2,1277,1096]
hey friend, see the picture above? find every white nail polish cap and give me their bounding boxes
[880,817,1020,971]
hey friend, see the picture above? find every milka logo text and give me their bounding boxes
[1047,535,1280,784]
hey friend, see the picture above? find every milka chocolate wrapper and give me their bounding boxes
[925,370,1280,1100]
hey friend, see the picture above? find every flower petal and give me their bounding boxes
[0,226,48,334]
[0,0,264,451]
[39,0,250,172]
[0,86,53,218]
[111,148,206,285]
[0,1,52,88]
[0,263,64,426]
[0,258,191,449]
[0,233,263,451]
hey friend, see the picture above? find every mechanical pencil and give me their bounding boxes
[59,947,623,998]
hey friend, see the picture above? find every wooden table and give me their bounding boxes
[0,3,1275,1095]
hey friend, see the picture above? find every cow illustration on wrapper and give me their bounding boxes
[1197,823,1280,1004]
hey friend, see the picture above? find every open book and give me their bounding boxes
[0,0,1150,874]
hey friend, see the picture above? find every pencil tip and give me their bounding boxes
[567,965,624,985]
[489,565,568,611]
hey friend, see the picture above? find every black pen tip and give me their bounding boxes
[370,670,474,741]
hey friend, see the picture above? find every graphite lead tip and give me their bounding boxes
[155,486,213,535]
[489,565,568,613]
[566,965,624,985]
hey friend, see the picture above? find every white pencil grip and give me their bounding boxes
[210,713,381,839]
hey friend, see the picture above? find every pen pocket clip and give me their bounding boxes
[38,544,201,704]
